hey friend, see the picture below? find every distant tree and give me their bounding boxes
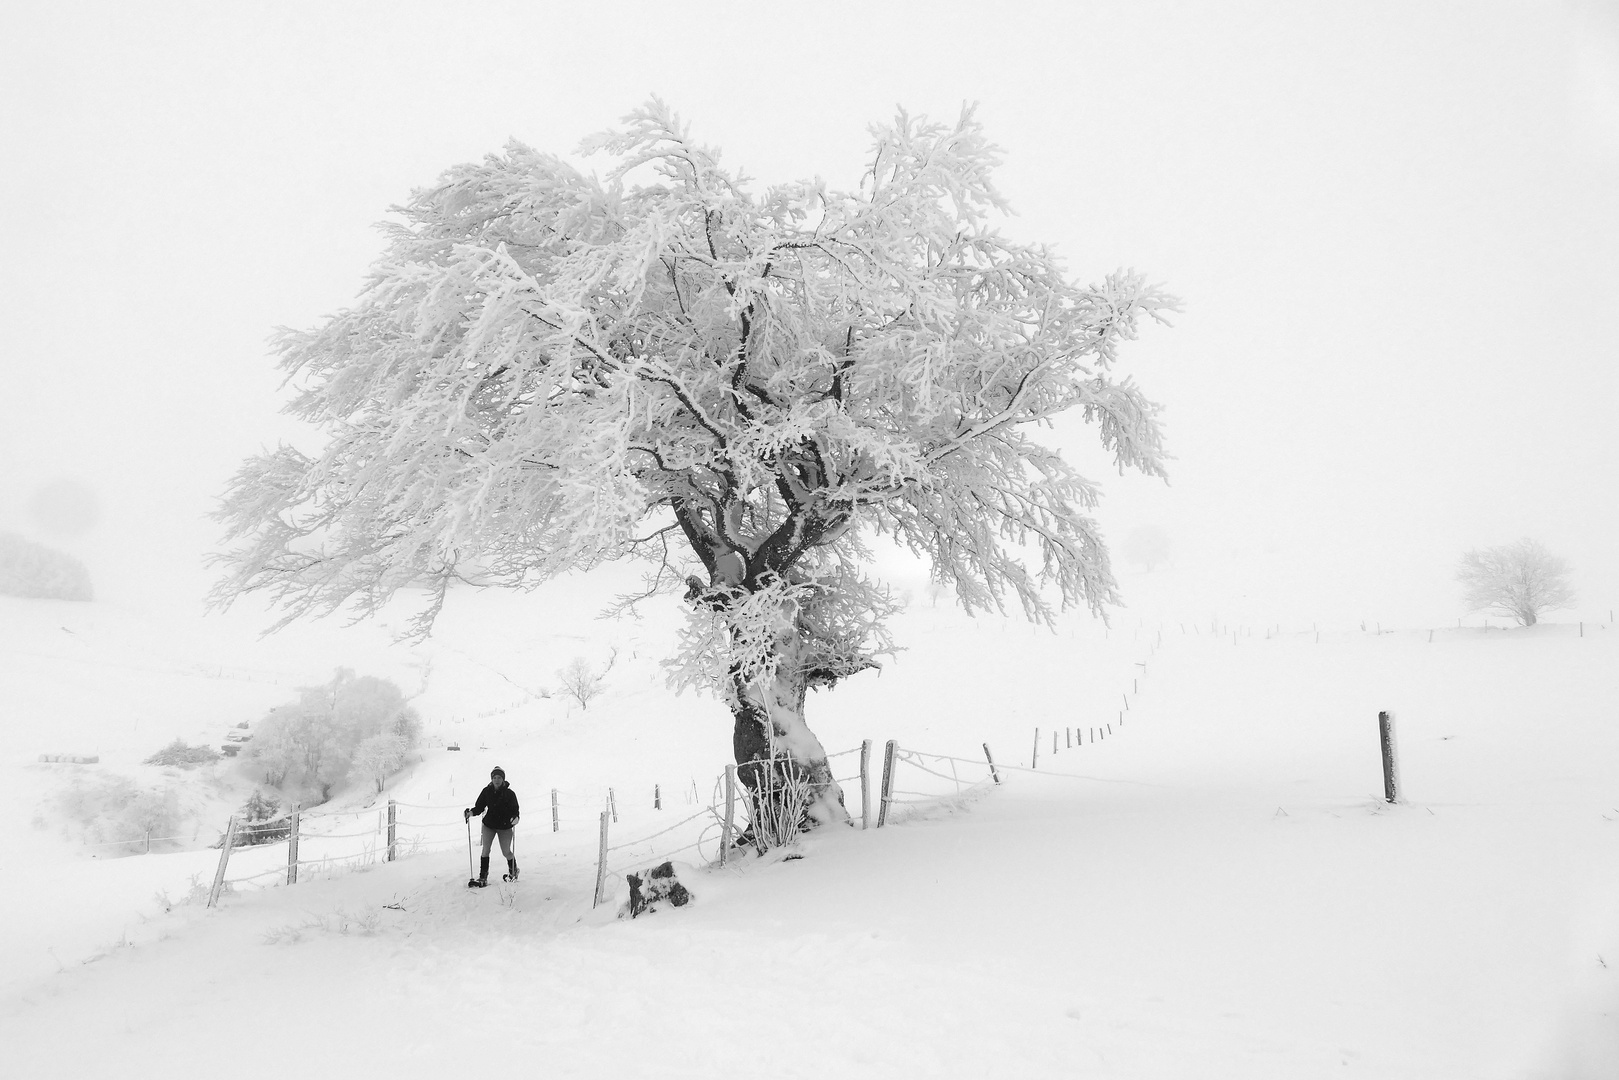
[556,652,616,710]
[1456,538,1574,627]
[213,101,1176,832]
[1121,524,1171,572]
[0,532,93,601]
[351,733,410,794]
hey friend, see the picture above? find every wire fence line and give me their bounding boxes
[203,715,1145,911]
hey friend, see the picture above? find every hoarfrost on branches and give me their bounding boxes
[214,99,1177,829]
[1456,538,1575,627]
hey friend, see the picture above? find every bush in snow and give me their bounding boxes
[44,774,181,851]
[234,790,291,846]
[249,669,421,802]
[1456,538,1575,627]
[144,739,220,769]
[0,531,93,601]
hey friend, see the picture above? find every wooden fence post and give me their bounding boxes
[877,740,898,827]
[1053,729,1058,755]
[387,800,397,862]
[208,816,238,908]
[592,810,610,908]
[859,740,872,829]
[550,788,559,832]
[607,788,618,823]
[1066,727,1072,748]
[287,804,300,885]
[654,784,661,810]
[720,765,737,866]
[1378,711,1401,804]
[1031,727,1040,769]
[983,743,1001,784]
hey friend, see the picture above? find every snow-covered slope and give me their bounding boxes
[1,582,1615,1078]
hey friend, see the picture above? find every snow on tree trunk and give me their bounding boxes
[729,628,848,834]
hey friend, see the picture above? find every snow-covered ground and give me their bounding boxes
[1,577,1615,1078]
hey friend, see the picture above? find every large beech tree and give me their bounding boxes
[215,101,1176,831]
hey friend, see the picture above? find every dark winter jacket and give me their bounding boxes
[469,783,520,831]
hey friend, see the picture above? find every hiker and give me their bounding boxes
[464,766,521,885]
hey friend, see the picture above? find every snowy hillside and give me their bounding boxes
[1,579,1615,1078]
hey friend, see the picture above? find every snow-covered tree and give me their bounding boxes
[1456,538,1574,627]
[1121,523,1171,572]
[0,532,93,601]
[351,733,410,795]
[557,655,611,710]
[248,670,420,801]
[214,101,1177,830]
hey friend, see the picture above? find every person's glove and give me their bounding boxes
[463,808,472,821]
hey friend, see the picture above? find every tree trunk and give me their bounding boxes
[729,629,849,844]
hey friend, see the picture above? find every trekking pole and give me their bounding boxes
[465,815,477,886]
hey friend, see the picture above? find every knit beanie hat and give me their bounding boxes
[490,766,505,779]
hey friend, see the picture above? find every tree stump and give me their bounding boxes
[623,861,692,918]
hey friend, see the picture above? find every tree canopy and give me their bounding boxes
[1456,538,1574,627]
[215,101,1176,828]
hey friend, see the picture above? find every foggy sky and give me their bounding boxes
[3,0,1614,628]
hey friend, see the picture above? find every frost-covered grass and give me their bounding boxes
[1,581,1615,1078]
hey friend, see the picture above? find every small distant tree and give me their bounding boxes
[1456,538,1574,627]
[213,101,1176,833]
[557,652,617,710]
[351,733,409,794]
[1121,524,1171,572]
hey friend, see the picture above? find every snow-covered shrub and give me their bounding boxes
[144,739,220,769]
[234,790,291,846]
[0,532,93,600]
[46,775,181,851]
